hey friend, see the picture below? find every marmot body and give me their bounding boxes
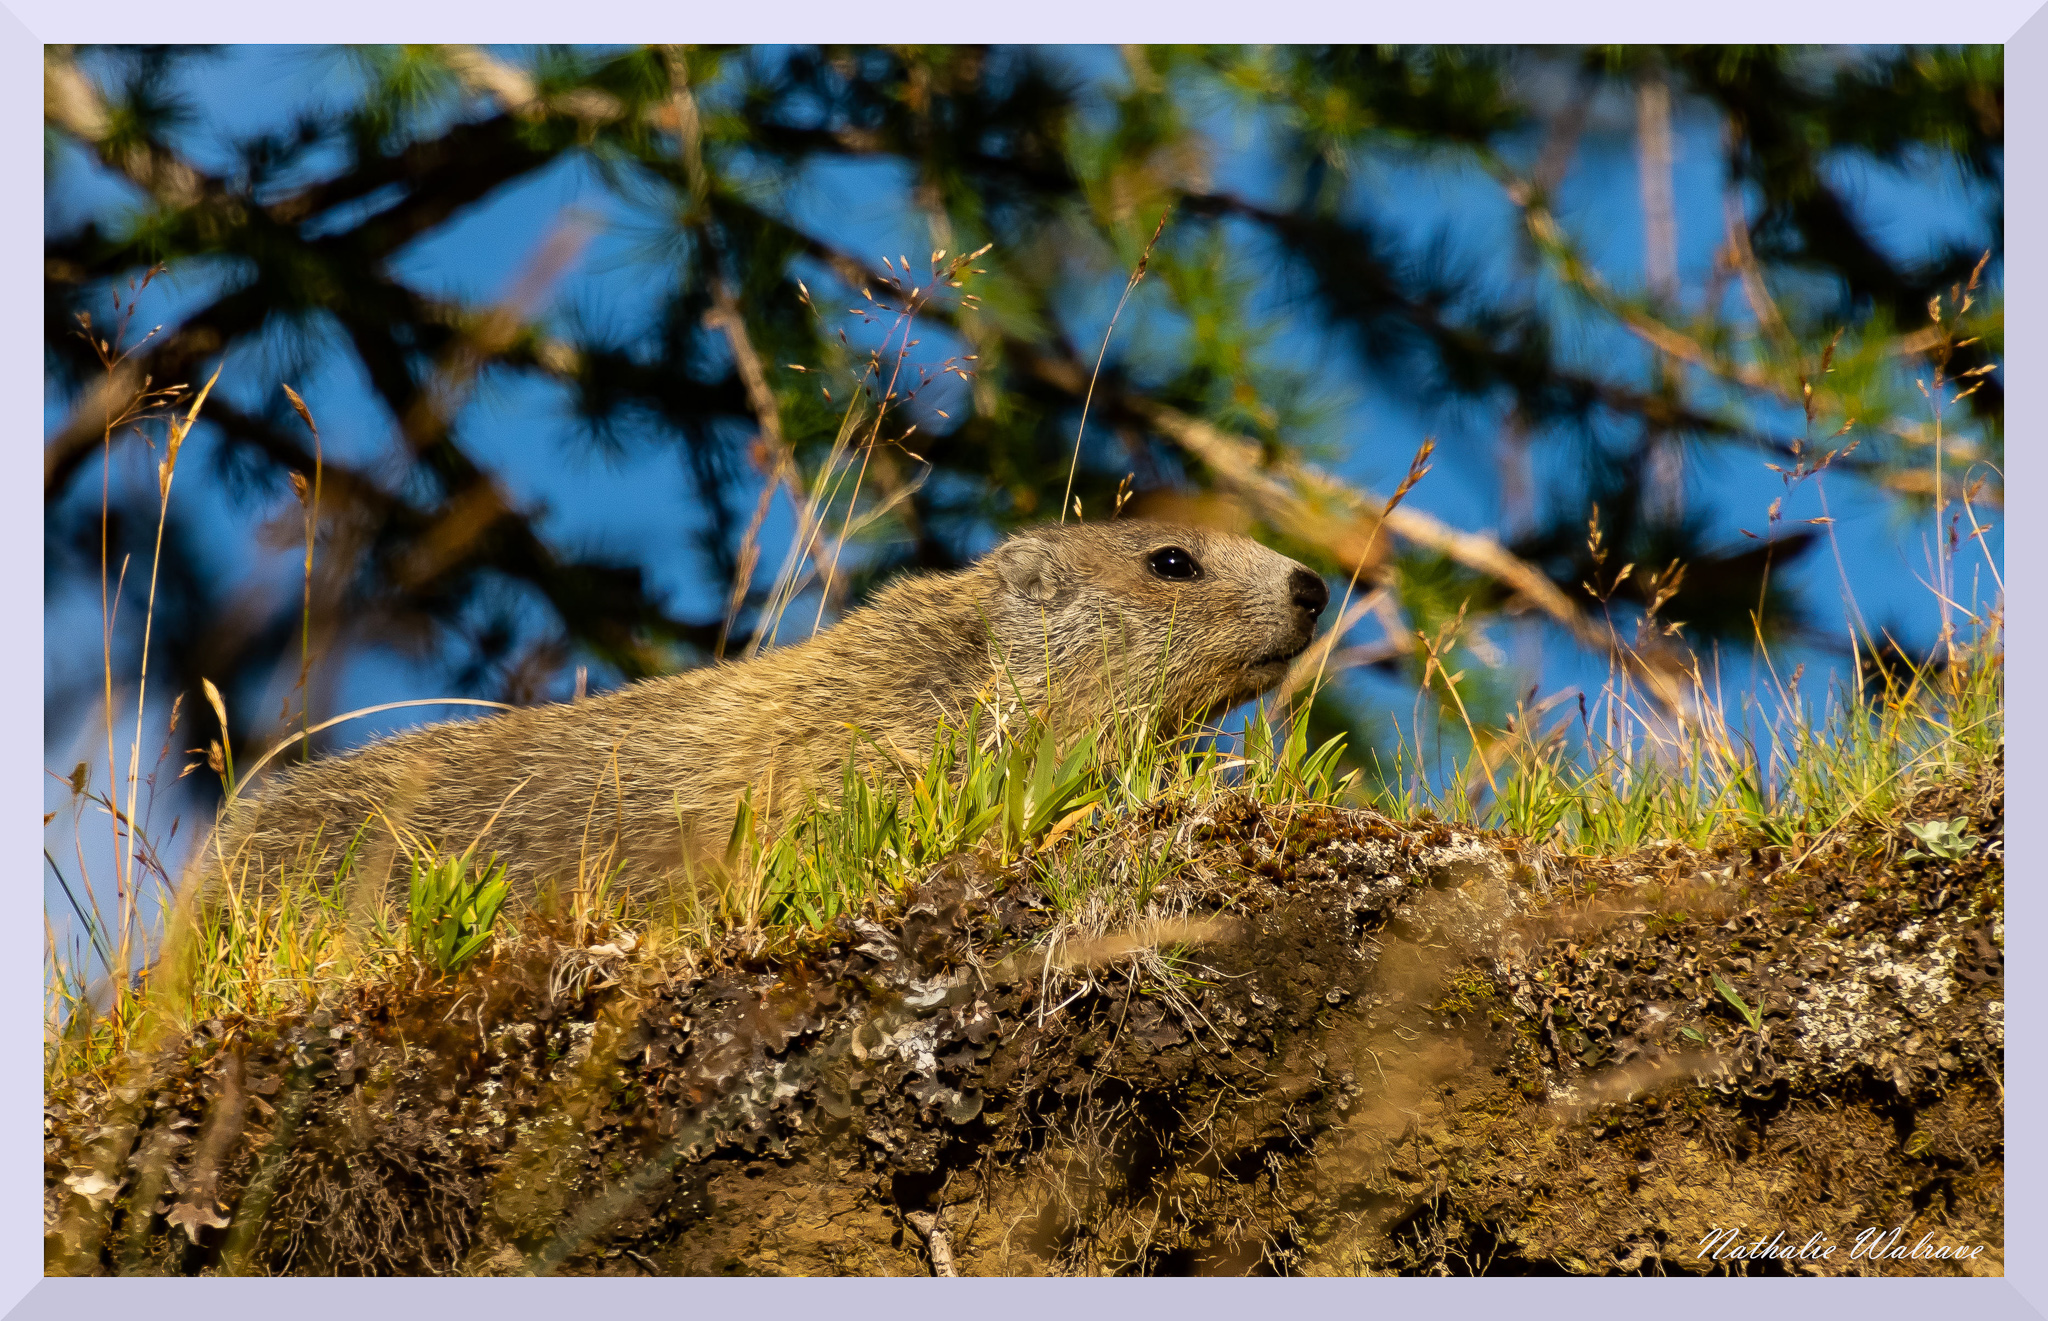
[212,521,1329,902]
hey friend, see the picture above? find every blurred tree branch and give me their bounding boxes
[44,42,2001,785]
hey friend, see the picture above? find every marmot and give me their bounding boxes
[210,521,1329,903]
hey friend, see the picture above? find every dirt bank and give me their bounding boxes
[46,777,2003,1276]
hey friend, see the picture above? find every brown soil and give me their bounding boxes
[46,774,2003,1276]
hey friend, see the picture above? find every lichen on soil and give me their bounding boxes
[46,772,2004,1276]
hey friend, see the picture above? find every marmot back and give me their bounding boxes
[209,521,1329,903]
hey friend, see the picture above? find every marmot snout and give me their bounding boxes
[212,521,1328,902]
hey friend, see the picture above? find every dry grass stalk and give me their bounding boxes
[705,285,803,658]
[1061,204,1172,524]
[1296,437,1436,722]
[737,244,985,658]
[281,386,324,752]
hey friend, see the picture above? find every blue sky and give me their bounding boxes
[44,46,2003,924]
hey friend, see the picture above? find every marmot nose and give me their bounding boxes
[1290,568,1329,621]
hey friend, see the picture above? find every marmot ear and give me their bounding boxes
[993,540,1062,606]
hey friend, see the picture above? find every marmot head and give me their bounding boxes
[978,520,1329,726]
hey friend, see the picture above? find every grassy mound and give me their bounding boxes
[45,634,2003,1275]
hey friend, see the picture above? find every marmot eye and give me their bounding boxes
[1148,547,1202,581]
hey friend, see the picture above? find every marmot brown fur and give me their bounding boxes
[209,521,1329,903]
